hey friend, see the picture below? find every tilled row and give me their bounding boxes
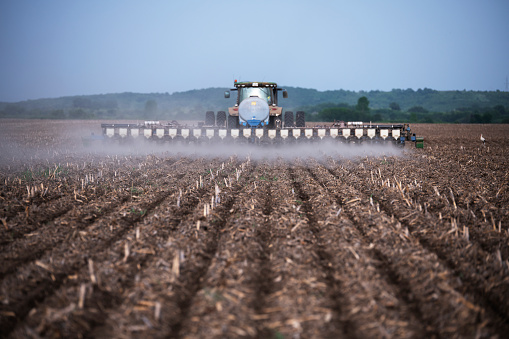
[82,156,253,339]
[365,152,509,260]
[2,147,507,338]
[173,160,355,338]
[290,161,429,338]
[168,161,277,338]
[0,155,177,263]
[0,192,131,279]
[0,156,179,248]
[321,157,509,337]
[0,156,180,272]
[345,156,509,327]
[421,135,509,215]
[179,160,343,338]
[2,156,236,338]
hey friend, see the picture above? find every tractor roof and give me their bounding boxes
[234,81,278,88]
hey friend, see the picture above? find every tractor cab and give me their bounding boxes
[224,81,287,127]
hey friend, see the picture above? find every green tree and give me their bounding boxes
[73,97,92,108]
[410,112,417,123]
[69,109,95,119]
[482,112,493,123]
[356,96,369,112]
[408,106,428,113]
[493,105,506,118]
[373,113,382,122]
[389,102,401,111]
[50,109,66,119]
[318,107,353,121]
[3,104,26,117]
[144,100,158,117]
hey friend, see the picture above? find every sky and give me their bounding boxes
[0,0,508,102]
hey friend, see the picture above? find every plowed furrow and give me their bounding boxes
[288,165,357,339]
[0,198,81,246]
[5,157,231,338]
[0,165,166,249]
[166,160,254,338]
[65,158,252,339]
[412,153,507,221]
[178,162,278,338]
[0,186,174,336]
[365,156,509,260]
[343,161,509,331]
[0,160,173,276]
[0,193,131,279]
[169,195,237,338]
[181,159,343,338]
[304,165,433,338]
[291,161,439,338]
[0,191,65,222]
[325,161,509,337]
[0,155,182,244]
[252,178,275,335]
[257,161,344,338]
[61,182,209,338]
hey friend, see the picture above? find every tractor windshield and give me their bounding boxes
[238,87,274,105]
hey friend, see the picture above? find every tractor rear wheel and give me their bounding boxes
[227,115,238,129]
[284,111,294,128]
[296,111,306,127]
[216,111,226,127]
[205,111,215,126]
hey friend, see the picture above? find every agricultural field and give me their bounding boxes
[0,119,508,338]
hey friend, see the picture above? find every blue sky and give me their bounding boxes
[1,0,508,102]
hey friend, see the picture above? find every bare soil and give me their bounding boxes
[1,120,508,338]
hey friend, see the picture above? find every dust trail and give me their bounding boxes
[131,141,405,161]
[1,139,406,170]
[0,119,407,170]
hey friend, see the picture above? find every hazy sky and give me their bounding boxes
[1,0,508,102]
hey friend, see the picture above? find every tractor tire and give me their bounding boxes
[216,111,226,127]
[284,111,294,128]
[227,115,238,129]
[296,111,306,127]
[205,111,215,126]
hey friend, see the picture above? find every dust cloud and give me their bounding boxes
[88,140,405,161]
[0,119,407,171]
[1,138,406,170]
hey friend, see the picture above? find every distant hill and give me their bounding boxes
[1,87,508,123]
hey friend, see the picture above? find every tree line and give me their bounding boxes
[1,87,508,123]
[303,97,509,124]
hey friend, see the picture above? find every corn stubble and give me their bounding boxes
[0,121,508,338]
